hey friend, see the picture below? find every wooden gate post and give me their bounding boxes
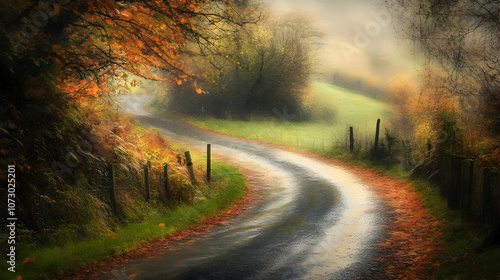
[185,151,197,185]
[349,126,354,152]
[207,144,211,183]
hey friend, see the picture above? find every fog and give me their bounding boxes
[260,0,417,85]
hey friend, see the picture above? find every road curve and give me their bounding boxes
[98,94,388,280]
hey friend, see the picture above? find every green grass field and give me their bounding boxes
[180,82,391,154]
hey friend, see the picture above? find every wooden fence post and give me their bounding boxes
[207,144,211,183]
[438,154,450,199]
[483,168,500,226]
[374,119,380,154]
[490,169,500,229]
[460,159,474,219]
[164,163,170,199]
[483,168,492,224]
[185,151,197,185]
[471,162,484,221]
[449,155,463,209]
[144,161,150,203]
[349,126,354,152]
[107,163,117,211]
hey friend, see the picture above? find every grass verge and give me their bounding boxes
[404,178,500,279]
[2,150,246,280]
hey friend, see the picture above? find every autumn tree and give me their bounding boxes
[384,0,499,167]
[1,0,258,103]
[166,13,320,119]
[386,0,500,136]
[0,0,258,236]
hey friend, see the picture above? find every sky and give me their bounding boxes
[259,0,418,85]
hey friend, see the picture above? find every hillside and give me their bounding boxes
[162,82,391,153]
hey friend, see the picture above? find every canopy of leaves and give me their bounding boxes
[1,0,258,104]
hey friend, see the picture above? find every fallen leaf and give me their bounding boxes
[23,257,35,265]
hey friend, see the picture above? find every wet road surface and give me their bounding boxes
[97,94,388,280]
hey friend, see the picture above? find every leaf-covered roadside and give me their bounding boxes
[354,170,442,279]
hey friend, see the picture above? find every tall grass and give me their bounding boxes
[2,153,246,280]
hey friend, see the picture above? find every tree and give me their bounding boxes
[1,0,258,103]
[0,0,258,237]
[167,13,321,119]
[386,0,500,135]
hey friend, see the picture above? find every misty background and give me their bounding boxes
[260,0,417,84]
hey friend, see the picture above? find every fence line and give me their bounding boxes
[438,154,500,228]
[107,147,213,206]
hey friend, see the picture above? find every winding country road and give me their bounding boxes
[98,94,389,280]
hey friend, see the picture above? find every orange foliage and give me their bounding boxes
[52,0,239,102]
[82,100,208,190]
[387,70,497,160]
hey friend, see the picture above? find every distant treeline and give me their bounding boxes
[328,72,388,101]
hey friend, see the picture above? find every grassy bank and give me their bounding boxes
[3,149,246,280]
[399,178,500,279]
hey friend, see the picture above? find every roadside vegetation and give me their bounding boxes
[0,97,247,280]
[5,153,246,280]
[0,1,257,279]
